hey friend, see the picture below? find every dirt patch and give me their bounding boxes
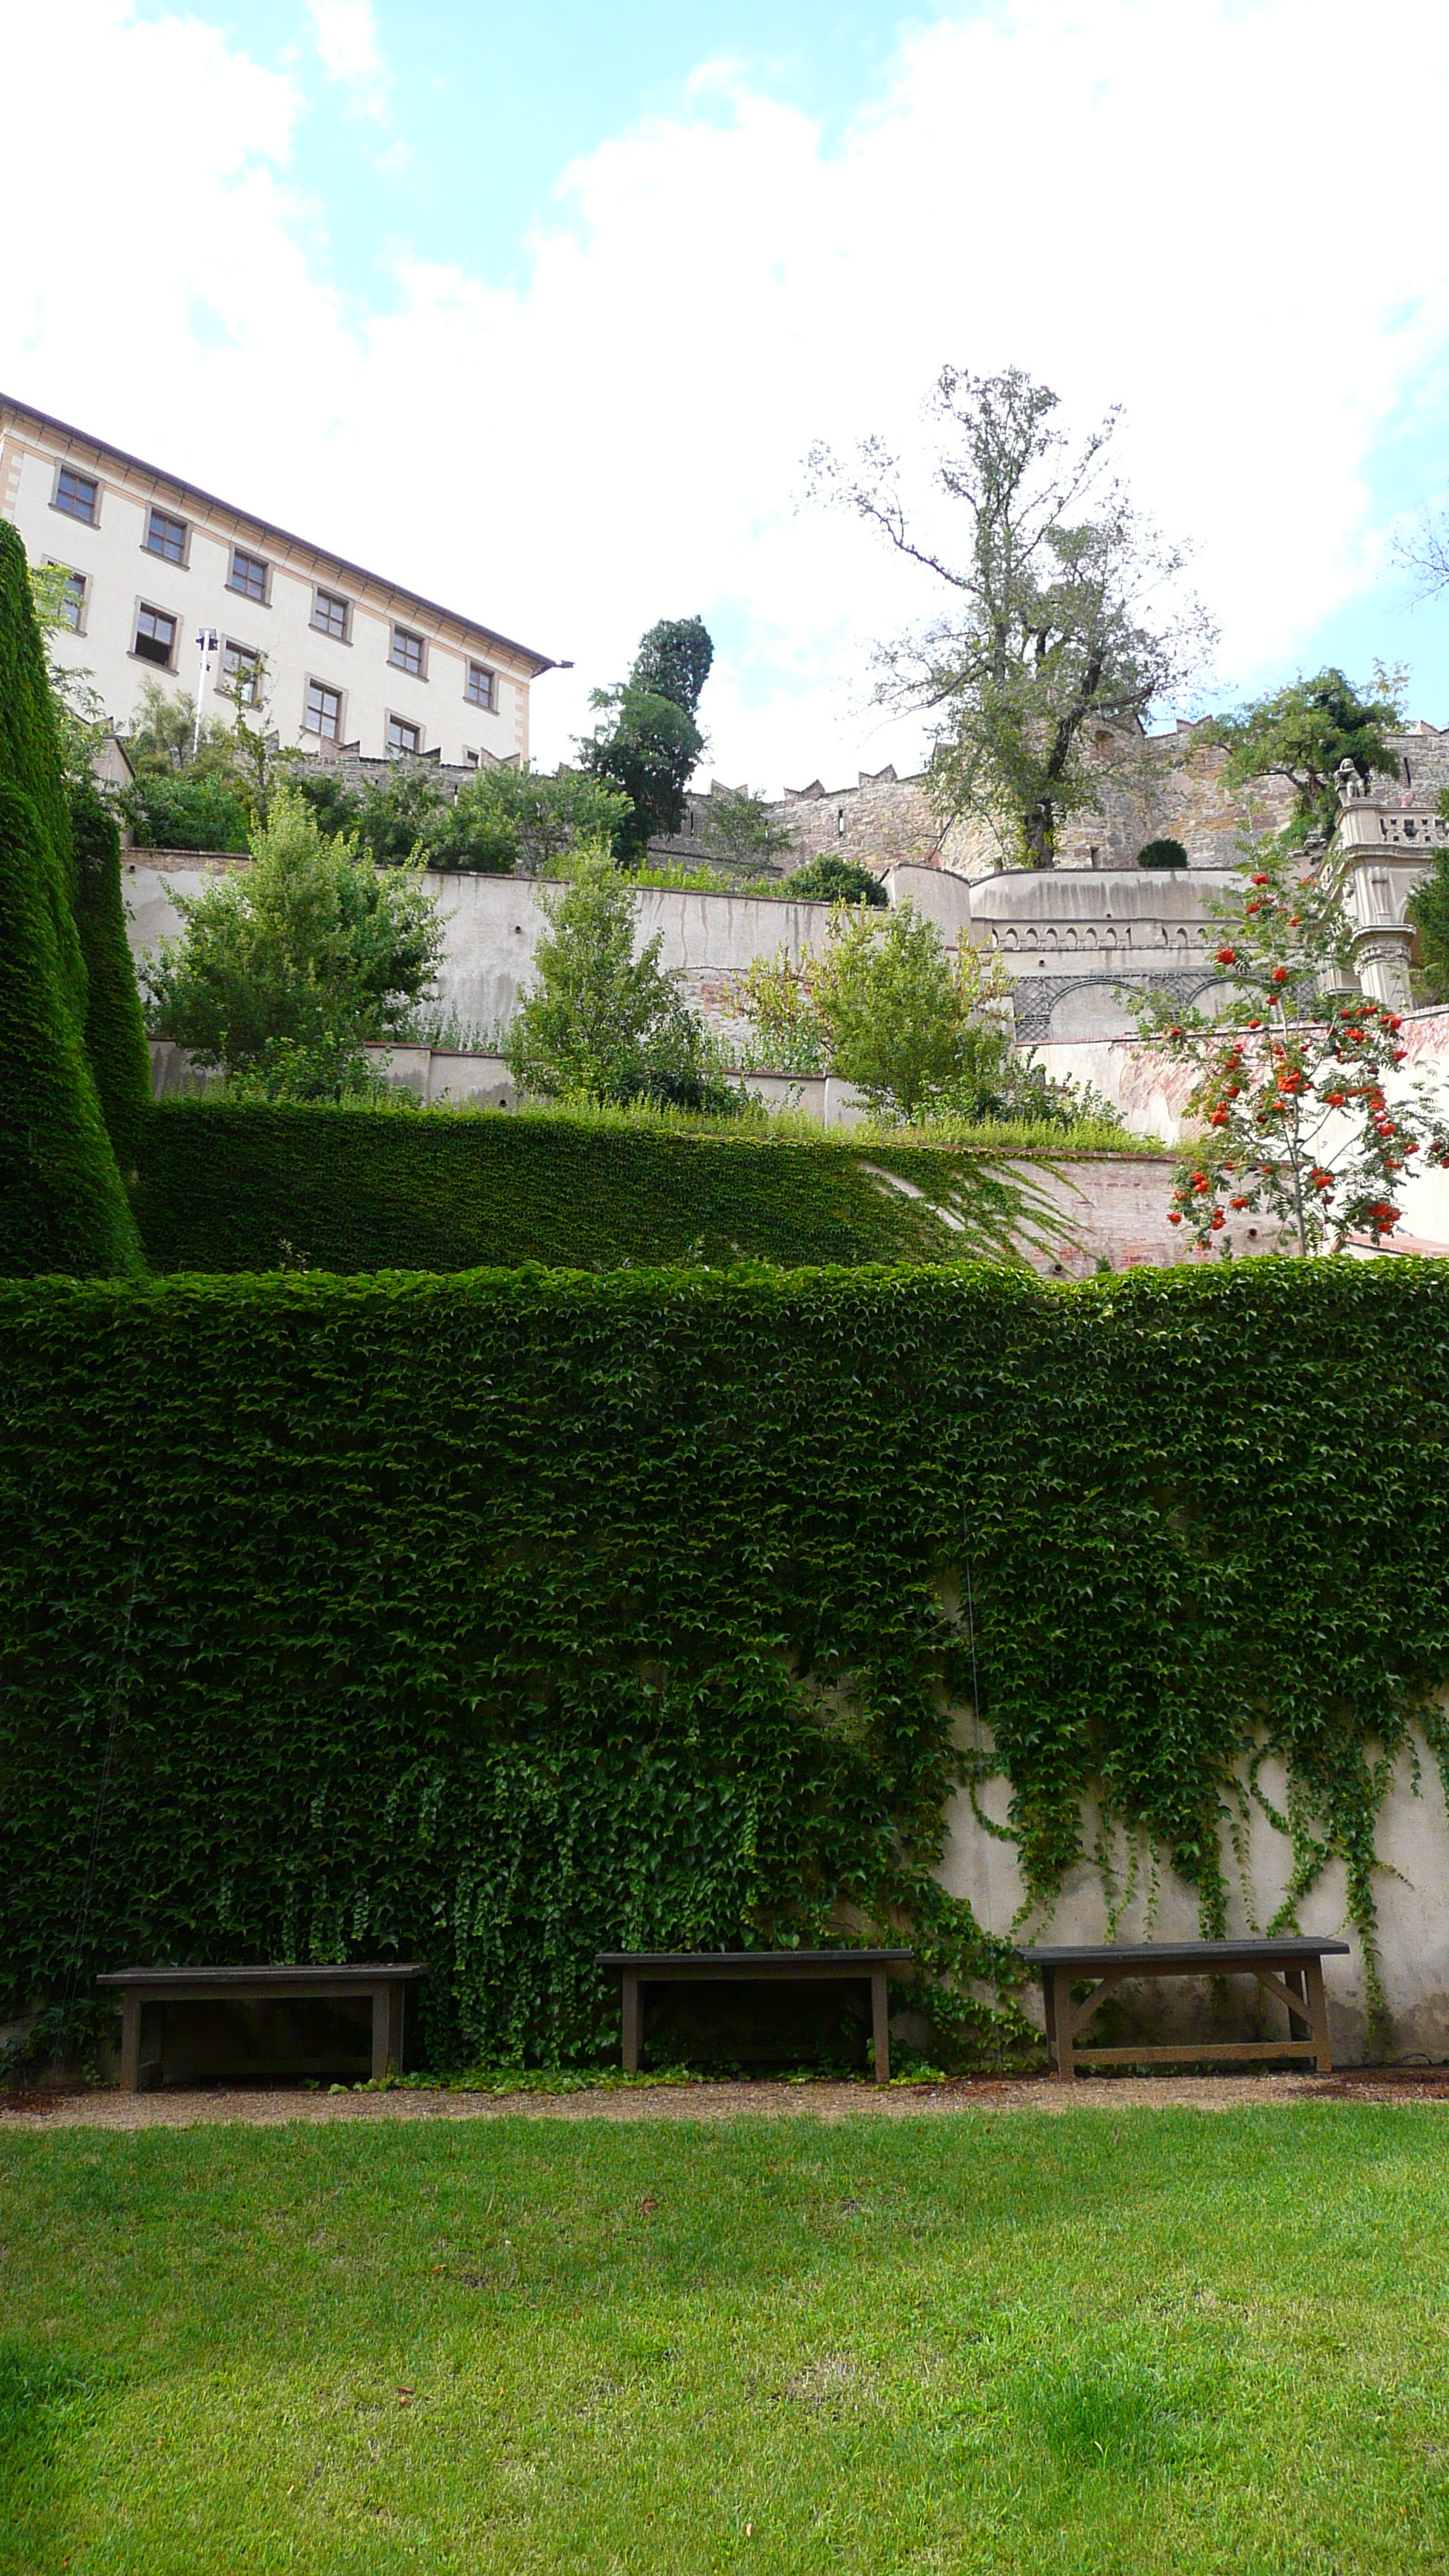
[4,2067,1444,2131]
[1306,2066,1449,2103]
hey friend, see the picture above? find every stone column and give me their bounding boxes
[1329,763,1447,1012]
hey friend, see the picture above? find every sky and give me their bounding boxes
[6,0,1449,789]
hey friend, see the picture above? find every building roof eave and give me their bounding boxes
[0,389,566,680]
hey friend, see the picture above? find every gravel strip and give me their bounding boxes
[4,2068,1446,2130]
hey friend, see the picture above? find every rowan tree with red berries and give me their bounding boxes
[1131,839,1449,1255]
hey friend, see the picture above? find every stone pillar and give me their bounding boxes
[1328,764,1447,1012]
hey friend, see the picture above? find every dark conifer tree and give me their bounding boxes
[70,783,153,1174]
[0,524,144,1275]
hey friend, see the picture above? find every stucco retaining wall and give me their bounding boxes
[124,855,864,1060]
[940,1714,1449,2065]
[1035,1009,1449,1249]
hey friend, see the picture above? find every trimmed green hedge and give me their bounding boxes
[71,786,152,1175]
[132,1101,1068,1273]
[0,527,143,1279]
[2,1261,1447,2067]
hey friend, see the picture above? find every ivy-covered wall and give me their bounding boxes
[2,1261,1446,2069]
[131,1101,1049,1274]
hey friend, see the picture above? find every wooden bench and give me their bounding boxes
[97,1964,428,2091]
[597,1949,913,2081]
[1018,1938,1350,2081]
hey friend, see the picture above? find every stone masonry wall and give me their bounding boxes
[659,722,1445,885]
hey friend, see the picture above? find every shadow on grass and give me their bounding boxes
[0,2336,89,2568]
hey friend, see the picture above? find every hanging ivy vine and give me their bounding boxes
[2,1259,1447,2066]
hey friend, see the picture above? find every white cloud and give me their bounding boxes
[5,0,1449,789]
[306,0,385,107]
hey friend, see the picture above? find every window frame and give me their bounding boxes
[132,601,180,672]
[45,561,88,636]
[386,713,424,759]
[52,463,101,526]
[227,545,271,608]
[311,585,351,645]
[303,676,345,745]
[142,505,190,569]
[465,660,495,712]
[389,623,426,681]
[222,638,263,708]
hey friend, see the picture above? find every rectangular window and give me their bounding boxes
[465,661,495,711]
[133,604,177,668]
[390,625,424,678]
[54,465,99,524]
[143,506,187,565]
[57,569,87,632]
[228,546,269,604]
[223,640,262,706]
[387,714,423,757]
[304,679,343,742]
[312,587,349,642]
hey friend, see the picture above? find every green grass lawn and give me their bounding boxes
[2,2105,1447,2574]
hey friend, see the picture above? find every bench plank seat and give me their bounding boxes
[597,1949,913,2081]
[1016,1937,1350,2080]
[98,1964,427,2090]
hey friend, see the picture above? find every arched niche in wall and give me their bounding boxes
[1046,982,1139,1041]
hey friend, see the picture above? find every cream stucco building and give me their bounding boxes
[0,392,561,767]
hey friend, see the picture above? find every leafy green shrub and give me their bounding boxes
[420,765,631,875]
[115,769,249,853]
[1136,838,1188,870]
[141,788,445,1088]
[787,855,888,907]
[506,843,740,1113]
[2,1261,1446,2065]
[736,901,1011,1118]
[293,768,364,841]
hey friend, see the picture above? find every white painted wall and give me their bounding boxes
[3,426,531,766]
[941,1711,1449,2064]
[127,857,864,1056]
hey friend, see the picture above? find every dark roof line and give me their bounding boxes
[0,389,568,680]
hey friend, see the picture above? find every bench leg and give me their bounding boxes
[119,1992,142,2091]
[622,1971,641,2074]
[1052,1967,1076,2081]
[871,1968,890,2083]
[1306,1954,1331,2074]
[370,1987,396,2082]
[385,1982,406,2078]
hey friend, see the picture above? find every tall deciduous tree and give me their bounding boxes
[809,365,1211,868]
[0,526,144,1276]
[577,617,713,865]
[1201,667,1404,850]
